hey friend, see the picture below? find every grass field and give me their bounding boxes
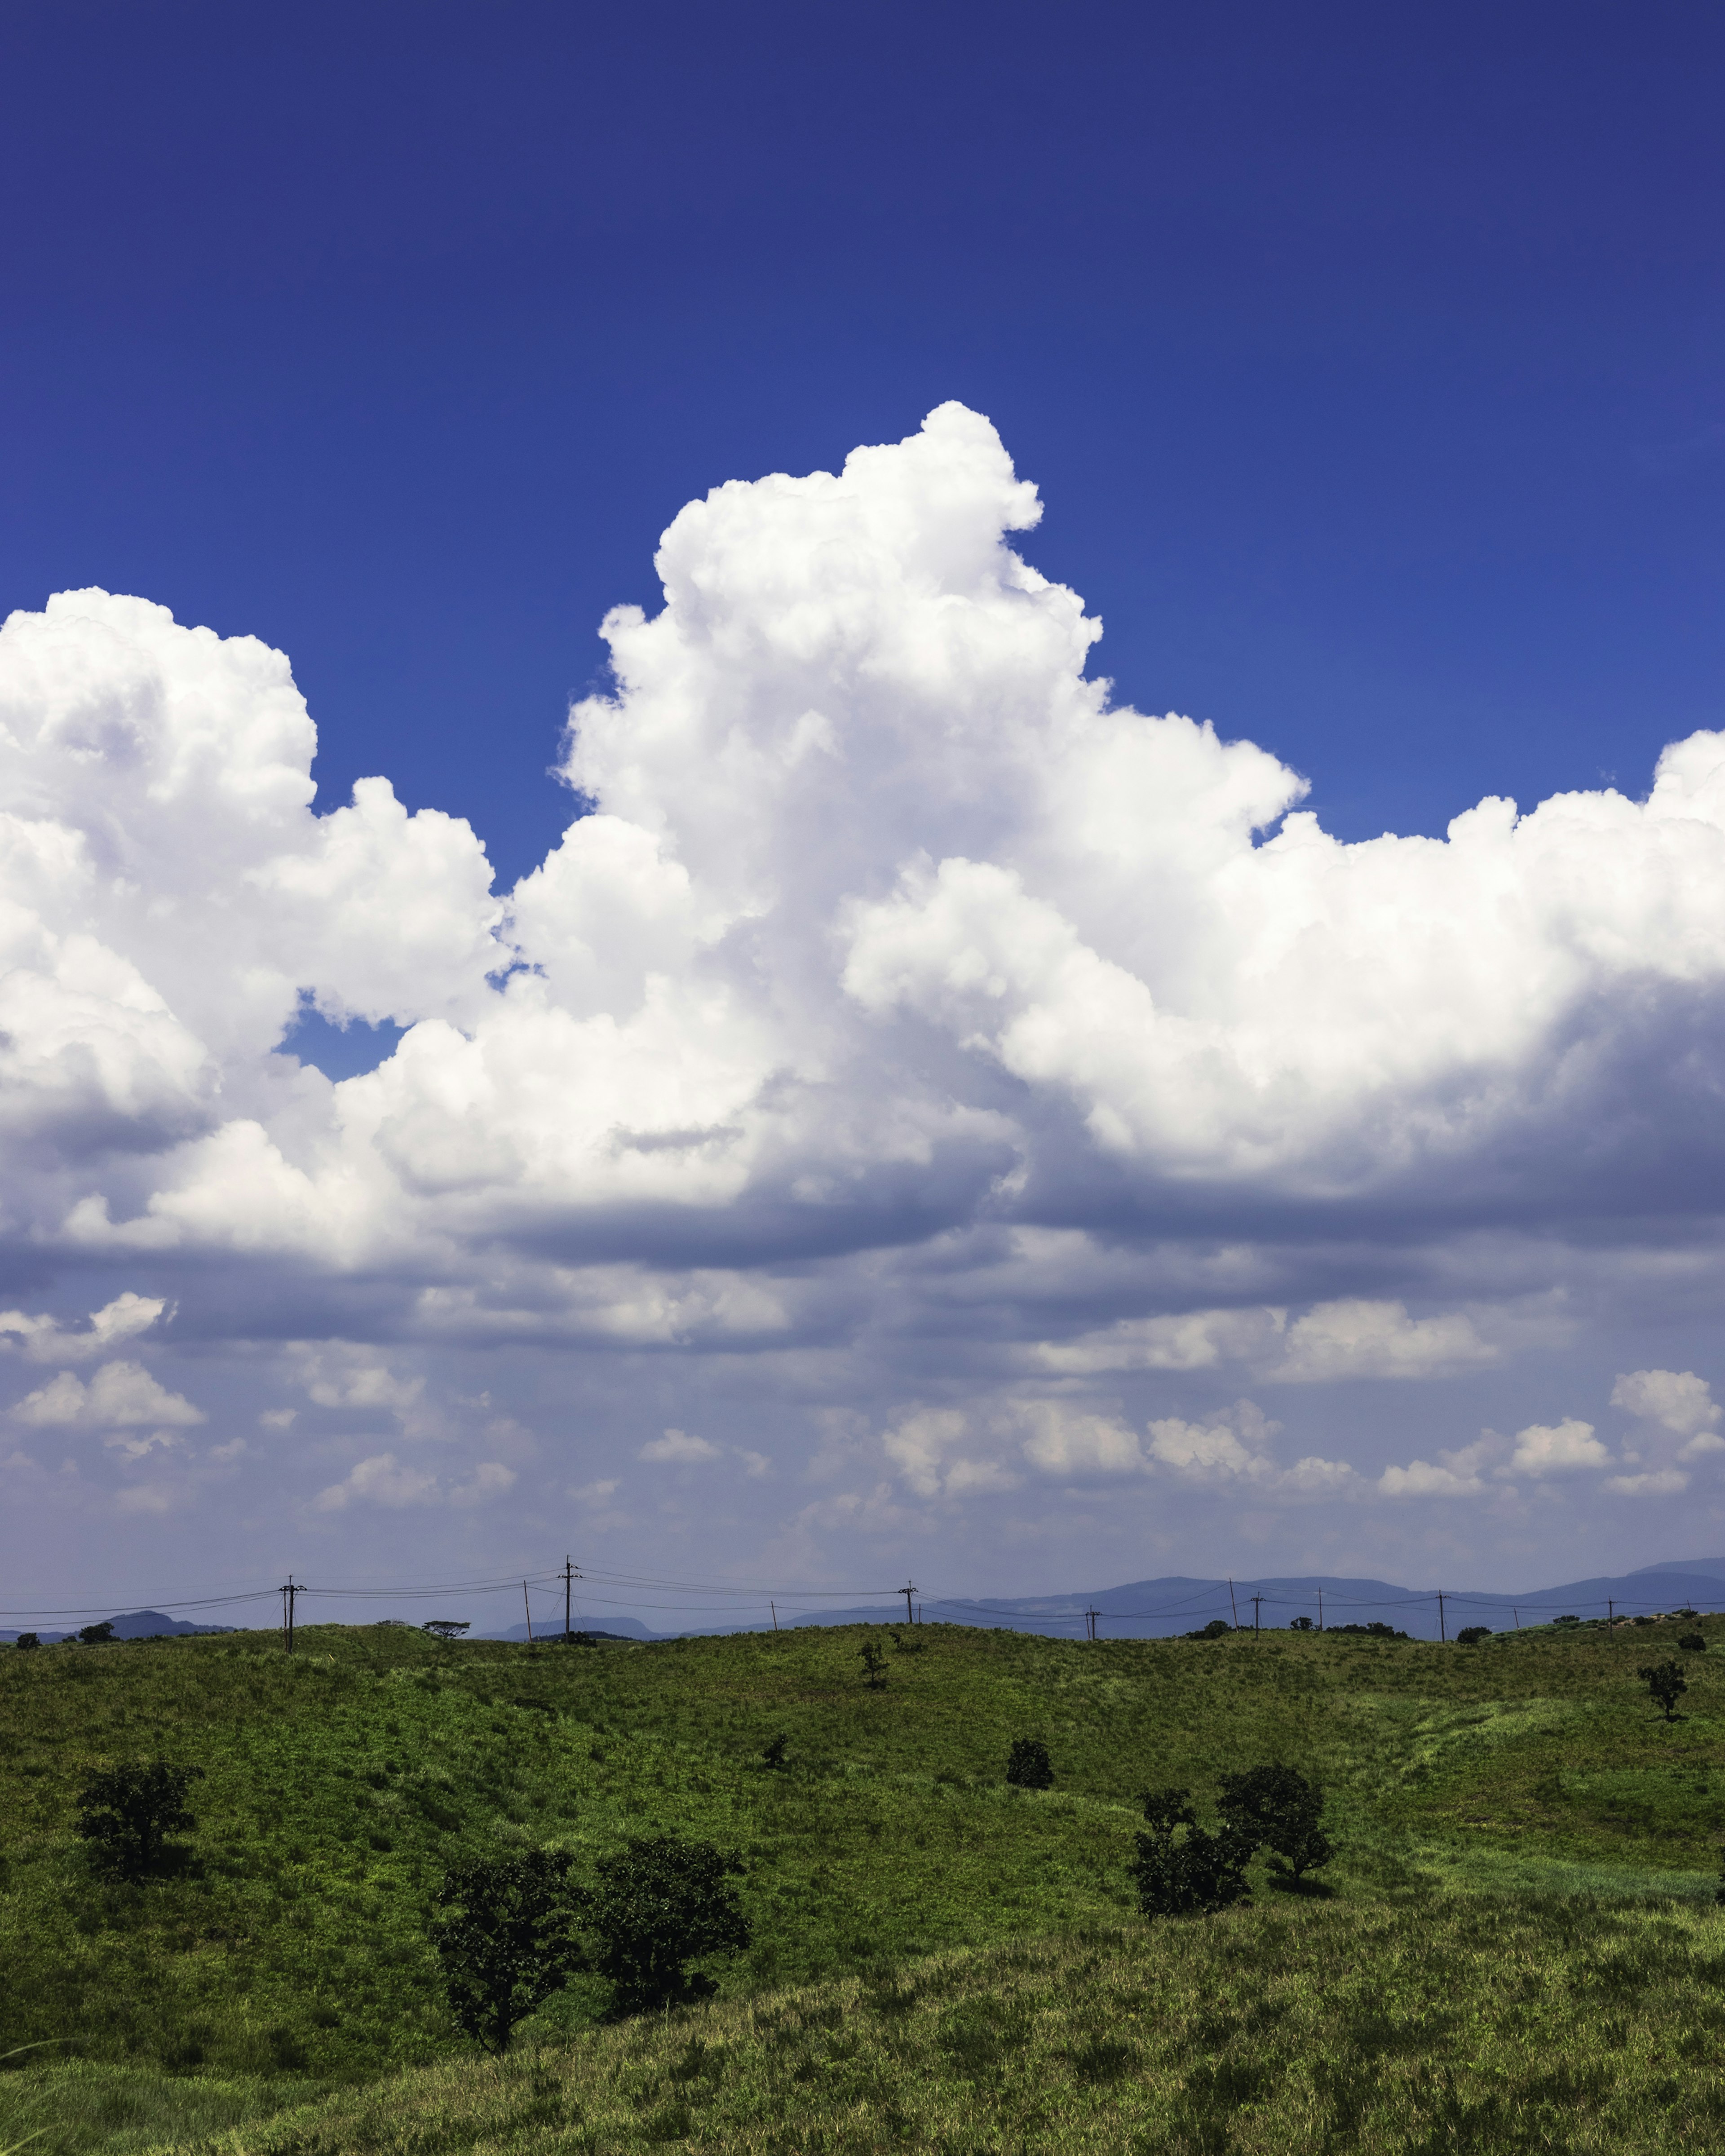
[2,1610,1722,2151]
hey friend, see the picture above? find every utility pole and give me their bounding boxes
[280,1575,302,1654]
[770,1600,778,1633]
[522,1582,533,1644]
[1318,1587,1323,1632]
[1513,1608,1520,1629]
[1251,1594,1263,1637]
[1227,1577,1239,1627]
[562,1555,579,1642]
[1607,1598,1615,1640]
[1438,1590,1446,1644]
[902,1580,917,1625]
[1084,1605,1100,1643]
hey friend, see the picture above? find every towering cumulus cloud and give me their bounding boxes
[5,404,1725,1573]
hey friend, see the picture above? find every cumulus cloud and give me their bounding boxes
[639,1428,723,1465]
[1269,1300,1499,1383]
[312,1453,514,1511]
[0,1293,165,1362]
[10,1359,203,1429]
[11,405,1725,1571]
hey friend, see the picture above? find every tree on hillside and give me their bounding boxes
[1216,1763,1333,1880]
[74,1761,202,1880]
[432,1850,585,2052]
[77,1621,115,1646]
[1456,1626,1492,1645]
[423,1620,471,1643]
[1005,1737,1054,1789]
[13,1633,39,1651]
[1678,1632,1707,1653]
[1287,1616,1314,1632]
[762,1733,789,1770]
[1128,1788,1253,1917]
[1638,1659,1688,1721]
[588,1834,750,2015]
[859,1640,887,1688]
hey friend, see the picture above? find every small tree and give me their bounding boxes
[77,1622,115,1646]
[1216,1763,1333,1880]
[1005,1737,1054,1790]
[1678,1632,1707,1653]
[74,1762,201,1879]
[1287,1616,1314,1632]
[1128,1788,1252,1918]
[588,1834,750,2015]
[859,1640,887,1688]
[762,1733,789,1770]
[13,1633,38,1652]
[432,1850,585,2052]
[423,1620,471,1643]
[1456,1626,1491,1646]
[1638,1659,1688,1721]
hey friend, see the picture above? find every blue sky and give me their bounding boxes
[3,2,1725,1625]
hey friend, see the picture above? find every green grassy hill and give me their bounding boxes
[3,1612,1724,2152]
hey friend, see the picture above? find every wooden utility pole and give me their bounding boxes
[1251,1594,1263,1637]
[1084,1605,1101,1643]
[279,1575,302,1653]
[1227,1577,1239,1627]
[1607,1598,1615,1640]
[1438,1590,1446,1644]
[902,1580,917,1625]
[770,1600,778,1633]
[523,1581,533,1643]
[1318,1587,1324,1632]
[562,1555,579,1641]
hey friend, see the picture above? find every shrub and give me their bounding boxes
[432,1849,585,2052]
[761,1733,789,1770]
[1638,1659,1688,1721]
[12,1633,38,1652]
[1183,1619,1235,1641]
[422,1620,471,1642]
[1554,1615,1580,1628]
[1287,1616,1314,1631]
[1005,1737,1054,1790]
[74,1761,202,1880]
[1678,1632,1707,1653]
[588,1834,750,2015]
[859,1640,887,1688]
[76,1621,115,1646]
[1456,1626,1492,1646]
[1128,1788,1252,1917]
[1331,1621,1411,1639]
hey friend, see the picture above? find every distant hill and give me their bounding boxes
[483,1560,1725,1644]
[0,1608,234,1645]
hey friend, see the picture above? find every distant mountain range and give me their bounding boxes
[480,1557,1725,1645]
[12,1561,1723,1649]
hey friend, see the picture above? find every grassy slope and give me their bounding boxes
[1,1613,1722,2150]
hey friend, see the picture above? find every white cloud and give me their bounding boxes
[1269,1300,1499,1383]
[1612,1369,1722,1444]
[10,1359,203,1429]
[103,1427,184,1461]
[639,1428,722,1465]
[1032,1308,1282,1375]
[313,1452,439,1511]
[1604,1469,1690,1497]
[451,1461,516,1507]
[12,408,1725,1574]
[1379,1431,1501,1498]
[0,1293,165,1362]
[1506,1418,1611,1478]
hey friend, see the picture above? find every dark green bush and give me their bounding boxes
[1005,1737,1053,1790]
[77,1621,115,1646]
[1128,1789,1252,1917]
[12,1632,38,1651]
[762,1733,789,1770]
[1287,1616,1314,1632]
[1216,1763,1332,1879]
[74,1761,202,1879]
[432,1849,585,2052]
[1677,1632,1707,1653]
[1183,1619,1235,1641]
[588,1834,751,2015]
[1456,1626,1491,1646]
[859,1641,887,1688]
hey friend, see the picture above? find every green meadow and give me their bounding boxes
[3,1610,1724,2152]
